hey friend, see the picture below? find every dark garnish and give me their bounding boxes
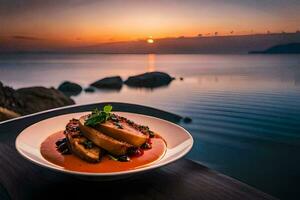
[65,119,81,137]
[148,130,155,138]
[127,120,134,125]
[56,141,69,153]
[55,138,67,146]
[127,147,144,157]
[65,119,80,132]
[141,142,152,149]
[139,125,149,130]
[80,140,93,149]
[85,105,112,126]
[113,122,123,129]
[110,114,119,122]
[108,154,130,162]
[118,155,130,162]
[61,148,71,155]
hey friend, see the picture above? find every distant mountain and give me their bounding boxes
[68,33,300,54]
[249,43,300,54]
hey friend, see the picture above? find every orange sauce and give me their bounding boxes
[41,131,166,173]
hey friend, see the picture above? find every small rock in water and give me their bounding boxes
[183,117,192,123]
[124,71,173,88]
[90,76,123,90]
[58,81,82,96]
[84,87,95,93]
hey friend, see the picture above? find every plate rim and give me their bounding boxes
[15,111,194,176]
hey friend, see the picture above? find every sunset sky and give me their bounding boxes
[1,0,300,49]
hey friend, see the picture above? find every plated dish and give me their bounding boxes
[41,105,167,172]
[16,105,193,179]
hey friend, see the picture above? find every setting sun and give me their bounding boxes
[147,38,154,44]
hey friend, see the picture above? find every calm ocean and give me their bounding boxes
[1,54,299,199]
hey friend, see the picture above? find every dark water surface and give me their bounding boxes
[1,54,300,199]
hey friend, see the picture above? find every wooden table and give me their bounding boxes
[0,102,277,200]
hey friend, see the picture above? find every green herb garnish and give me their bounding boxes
[84,105,113,126]
[103,104,113,113]
[108,154,118,161]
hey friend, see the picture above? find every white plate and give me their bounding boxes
[15,112,193,180]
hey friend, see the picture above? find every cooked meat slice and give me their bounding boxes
[95,120,147,147]
[93,114,150,147]
[66,134,101,163]
[79,116,133,156]
[64,119,101,163]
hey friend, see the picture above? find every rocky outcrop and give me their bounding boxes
[58,81,82,96]
[0,82,20,113]
[15,87,75,114]
[124,72,174,88]
[0,82,75,121]
[90,76,123,90]
[249,43,300,54]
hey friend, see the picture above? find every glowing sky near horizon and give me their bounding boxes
[0,0,300,46]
